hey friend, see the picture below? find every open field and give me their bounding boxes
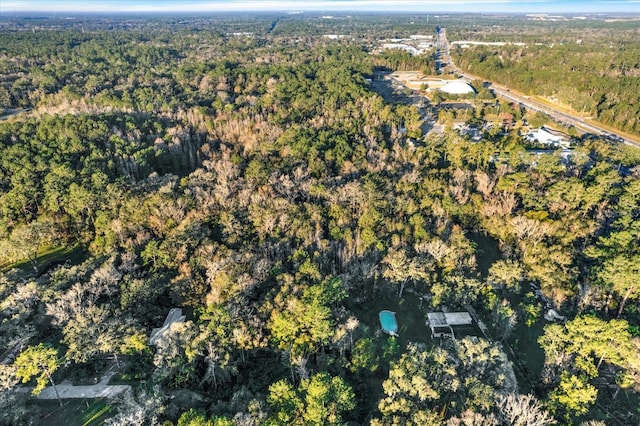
[29,399,113,426]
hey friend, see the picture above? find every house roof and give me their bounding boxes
[526,127,564,144]
[426,312,473,327]
[150,308,186,345]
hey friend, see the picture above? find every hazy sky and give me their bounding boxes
[1,0,639,14]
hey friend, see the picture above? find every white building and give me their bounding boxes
[381,43,421,56]
[440,80,475,95]
[150,308,186,345]
[525,127,569,148]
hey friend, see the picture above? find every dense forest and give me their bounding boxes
[1,13,640,426]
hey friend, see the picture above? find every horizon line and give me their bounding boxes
[2,1,640,15]
[2,10,640,16]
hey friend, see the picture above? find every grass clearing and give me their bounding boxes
[29,398,113,426]
[1,244,87,274]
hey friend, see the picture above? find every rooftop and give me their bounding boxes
[426,312,473,326]
[440,80,475,95]
[150,308,186,345]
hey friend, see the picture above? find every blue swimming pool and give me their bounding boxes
[379,310,398,336]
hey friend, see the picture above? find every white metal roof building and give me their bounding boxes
[440,80,476,95]
[150,308,186,345]
[525,127,569,148]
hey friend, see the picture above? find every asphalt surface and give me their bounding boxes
[15,368,131,399]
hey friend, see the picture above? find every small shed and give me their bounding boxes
[150,308,186,345]
[426,312,473,339]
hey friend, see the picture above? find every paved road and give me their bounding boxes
[16,369,131,400]
[437,28,640,148]
[479,80,640,148]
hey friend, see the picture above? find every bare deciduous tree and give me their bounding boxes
[496,393,556,426]
[474,170,495,198]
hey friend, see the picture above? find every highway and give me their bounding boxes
[471,79,638,147]
[436,28,640,148]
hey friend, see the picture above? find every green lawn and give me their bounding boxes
[29,399,113,426]
[1,244,87,275]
